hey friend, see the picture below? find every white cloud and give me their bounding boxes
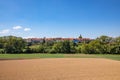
[13,26,22,30]
[24,28,31,31]
[0,29,10,34]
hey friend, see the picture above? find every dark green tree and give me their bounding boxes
[0,36,26,53]
[79,34,82,38]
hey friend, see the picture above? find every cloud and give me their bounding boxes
[24,28,31,31]
[13,26,22,30]
[0,29,10,34]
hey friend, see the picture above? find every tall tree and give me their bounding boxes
[79,34,82,38]
[0,36,26,53]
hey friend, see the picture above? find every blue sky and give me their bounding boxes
[0,0,120,39]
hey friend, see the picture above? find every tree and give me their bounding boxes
[61,41,71,53]
[0,36,26,53]
[79,34,82,38]
[42,37,46,45]
[76,45,81,53]
[97,35,112,44]
[50,41,71,53]
[70,41,77,53]
[88,40,105,54]
[109,37,120,54]
[50,42,62,53]
[81,44,90,54]
[0,35,119,54]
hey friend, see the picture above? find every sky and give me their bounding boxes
[0,0,120,39]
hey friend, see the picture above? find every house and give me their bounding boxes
[24,37,92,43]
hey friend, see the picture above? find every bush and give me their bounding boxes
[0,49,5,54]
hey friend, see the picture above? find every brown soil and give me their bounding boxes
[0,58,120,80]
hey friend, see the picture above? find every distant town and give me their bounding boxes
[24,37,92,43]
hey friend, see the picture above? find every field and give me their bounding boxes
[0,54,120,80]
[0,58,120,80]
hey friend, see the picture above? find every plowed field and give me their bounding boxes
[0,58,120,80]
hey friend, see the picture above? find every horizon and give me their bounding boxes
[0,0,120,39]
[0,34,119,39]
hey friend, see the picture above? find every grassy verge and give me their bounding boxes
[64,54,120,61]
[0,54,120,61]
[0,54,64,59]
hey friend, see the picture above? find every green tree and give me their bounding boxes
[70,41,77,53]
[50,42,62,53]
[50,41,71,53]
[97,35,112,44]
[0,36,26,53]
[76,45,81,53]
[81,44,91,54]
[61,41,71,53]
[109,37,120,54]
[79,34,82,38]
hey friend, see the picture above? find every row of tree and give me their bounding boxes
[0,36,26,53]
[0,35,120,54]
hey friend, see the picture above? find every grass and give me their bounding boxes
[64,54,120,61]
[0,53,120,61]
[0,54,64,59]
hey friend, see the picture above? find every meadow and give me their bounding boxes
[0,53,120,61]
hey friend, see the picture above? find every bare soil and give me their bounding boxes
[0,58,120,80]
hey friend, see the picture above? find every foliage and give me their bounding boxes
[50,41,71,53]
[0,36,26,53]
[0,35,120,54]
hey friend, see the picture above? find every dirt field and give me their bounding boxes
[0,58,120,80]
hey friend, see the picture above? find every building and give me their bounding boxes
[24,37,92,43]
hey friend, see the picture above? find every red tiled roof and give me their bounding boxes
[25,37,91,41]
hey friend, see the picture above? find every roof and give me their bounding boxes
[24,37,91,41]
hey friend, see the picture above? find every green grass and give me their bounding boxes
[0,53,120,61]
[0,54,64,59]
[64,54,120,61]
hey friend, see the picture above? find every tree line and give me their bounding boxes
[0,35,120,54]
